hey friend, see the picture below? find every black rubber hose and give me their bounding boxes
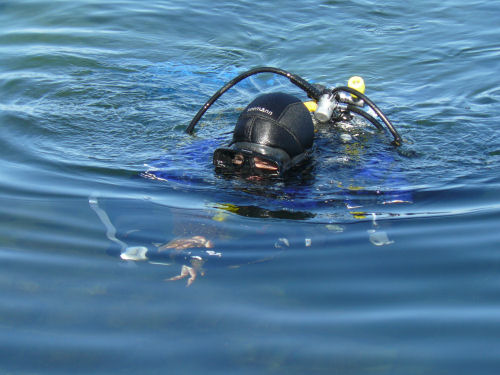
[346,105,384,131]
[332,86,402,145]
[186,67,321,134]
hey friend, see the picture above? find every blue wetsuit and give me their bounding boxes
[142,137,413,219]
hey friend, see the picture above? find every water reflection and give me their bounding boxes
[88,187,406,289]
[90,195,302,286]
[213,203,316,220]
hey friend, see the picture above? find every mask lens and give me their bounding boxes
[214,149,250,172]
[214,149,281,176]
[251,156,279,175]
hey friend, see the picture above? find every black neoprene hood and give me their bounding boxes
[231,92,314,158]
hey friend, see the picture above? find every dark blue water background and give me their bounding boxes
[1,1,499,374]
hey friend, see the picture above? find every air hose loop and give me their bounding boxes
[186,67,321,134]
[185,67,402,146]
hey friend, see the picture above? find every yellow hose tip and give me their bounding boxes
[348,76,365,98]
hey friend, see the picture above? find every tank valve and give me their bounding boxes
[314,91,337,123]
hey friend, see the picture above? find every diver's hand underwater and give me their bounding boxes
[159,235,212,287]
[90,196,214,287]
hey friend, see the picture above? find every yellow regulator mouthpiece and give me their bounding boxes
[348,76,365,98]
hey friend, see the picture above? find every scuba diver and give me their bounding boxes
[186,67,403,180]
[92,66,407,286]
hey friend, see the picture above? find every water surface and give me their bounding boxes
[1,1,500,374]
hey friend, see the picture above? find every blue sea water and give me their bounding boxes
[1,1,500,374]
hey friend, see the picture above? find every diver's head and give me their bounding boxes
[213,92,314,178]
